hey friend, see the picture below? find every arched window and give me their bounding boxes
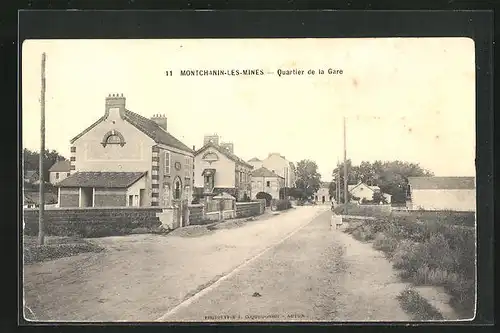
[101,130,126,147]
[173,178,182,200]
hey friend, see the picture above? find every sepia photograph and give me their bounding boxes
[21,37,476,323]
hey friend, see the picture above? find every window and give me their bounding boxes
[101,130,126,147]
[67,172,70,177]
[184,156,191,177]
[266,181,271,187]
[56,172,59,179]
[164,151,171,175]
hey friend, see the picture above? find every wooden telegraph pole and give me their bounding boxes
[38,52,46,246]
[343,116,348,214]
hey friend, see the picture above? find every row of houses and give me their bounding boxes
[312,177,475,212]
[33,94,296,208]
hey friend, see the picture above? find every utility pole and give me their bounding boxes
[336,159,340,204]
[343,116,348,214]
[38,52,46,246]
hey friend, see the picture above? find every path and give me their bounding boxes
[23,206,326,322]
[160,211,411,322]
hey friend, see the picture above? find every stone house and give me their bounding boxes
[194,135,253,201]
[56,93,194,208]
[407,176,476,212]
[348,182,392,204]
[48,160,71,184]
[250,153,296,188]
[251,167,284,200]
[314,182,332,204]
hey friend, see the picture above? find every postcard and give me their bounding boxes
[22,37,476,323]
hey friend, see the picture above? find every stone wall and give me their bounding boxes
[94,188,127,207]
[235,200,265,218]
[188,204,205,225]
[188,199,265,225]
[23,207,163,237]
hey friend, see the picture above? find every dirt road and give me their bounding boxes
[23,206,326,322]
[159,211,411,322]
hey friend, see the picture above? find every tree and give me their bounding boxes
[295,159,322,200]
[279,187,294,199]
[331,160,433,204]
[23,148,67,181]
[372,191,388,204]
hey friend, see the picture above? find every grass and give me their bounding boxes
[23,236,105,264]
[397,287,444,321]
[341,208,476,319]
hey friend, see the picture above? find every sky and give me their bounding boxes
[22,38,476,180]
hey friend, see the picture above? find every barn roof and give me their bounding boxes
[408,176,475,190]
[56,172,147,188]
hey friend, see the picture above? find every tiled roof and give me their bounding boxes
[70,109,193,154]
[56,172,146,188]
[123,110,193,153]
[408,177,475,190]
[195,142,253,168]
[49,160,71,172]
[252,167,283,178]
[248,157,261,162]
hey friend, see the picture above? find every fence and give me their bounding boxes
[189,199,265,225]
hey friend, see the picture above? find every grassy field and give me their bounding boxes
[342,210,475,319]
[23,236,105,264]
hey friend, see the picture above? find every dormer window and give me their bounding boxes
[101,130,126,147]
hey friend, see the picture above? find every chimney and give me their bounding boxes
[192,145,196,151]
[203,134,219,146]
[220,142,234,154]
[151,114,168,131]
[105,93,126,119]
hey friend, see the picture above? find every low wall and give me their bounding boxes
[391,210,476,226]
[188,199,265,225]
[235,200,265,218]
[23,207,163,238]
[342,204,393,217]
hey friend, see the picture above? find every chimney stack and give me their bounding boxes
[203,134,220,146]
[220,142,234,154]
[105,93,126,119]
[151,114,168,131]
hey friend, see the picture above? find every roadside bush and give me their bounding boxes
[373,232,399,254]
[343,212,476,318]
[24,239,104,264]
[275,199,292,211]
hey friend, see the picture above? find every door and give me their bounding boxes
[322,196,325,203]
[139,189,145,206]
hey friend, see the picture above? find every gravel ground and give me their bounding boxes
[161,214,411,322]
[23,206,325,322]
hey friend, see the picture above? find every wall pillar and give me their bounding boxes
[151,146,159,206]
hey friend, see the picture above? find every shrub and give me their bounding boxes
[24,240,104,264]
[373,232,399,254]
[275,199,292,211]
[391,239,421,272]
